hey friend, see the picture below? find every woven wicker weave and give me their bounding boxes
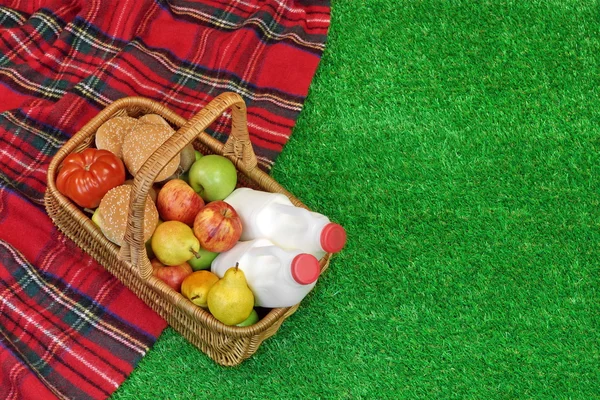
[45,92,331,366]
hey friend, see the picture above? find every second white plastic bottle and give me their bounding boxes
[210,238,321,308]
[224,187,347,260]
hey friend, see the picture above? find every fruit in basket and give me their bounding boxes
[151,258,193,292]
[145,237,155,259]
[95,116,139,159]
[163,144,198,182]
[91,208,101,226]
[181,270,220,307]
[122,123,180,182]
[207,264,254,325]
[178,151,203,184]
[187,246,219,271]
[193,201,242,252]
[56,148,126,209]
[156,179,205,226]
[151,220,200,265]
[188,154,237,201]
[178,144,198,175]
[94,184,159,246]
[145,220,162,259]
[236,309,259,327]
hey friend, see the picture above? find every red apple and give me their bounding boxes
[193,201,242,252]
[156,179,205,226]
[151,258,193,292]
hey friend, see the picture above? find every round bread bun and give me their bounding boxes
[123,179,159,203]
[138,114,172,127]
[95,116,139,159]
[95,184,159,247]
[121,123,180,182]
[137,115,180,175]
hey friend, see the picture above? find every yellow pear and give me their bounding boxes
[207,264,254,326]
[151,220,200,266]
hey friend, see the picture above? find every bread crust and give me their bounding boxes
[96,184,159,246]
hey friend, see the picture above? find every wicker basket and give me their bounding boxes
[44,92,331,366]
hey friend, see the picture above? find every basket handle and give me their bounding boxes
[119,92,257,279]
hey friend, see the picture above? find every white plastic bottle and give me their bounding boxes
[224,187,347,260]
[211,238,321,308]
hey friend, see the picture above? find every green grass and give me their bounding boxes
[112,1,600,398]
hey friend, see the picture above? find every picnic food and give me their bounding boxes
[94,116,139,158]
[177,144,197,175]
[45,93,342,365]
[123,178,158,203]
[193,200,242,253]
[151,258,193,292]
[225,187,347,260]
[207,265,254,326]
[121,122,180,181]
[56,148,126,208]
[211,238,321,308]
[187,247,219,271]
[151,220,200,266]
[138,113,171,126]
[188,154,237,201]
[162,143,197,182]
[53,109,346,335]
[94,184,159,246]
[181,270,220,308]
[156,179,205,226]
[95,113,183,183]
[236,309,259,327]
[138,113,195,181]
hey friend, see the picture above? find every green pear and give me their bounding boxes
[151,220,200,266]
[207,263,254,326]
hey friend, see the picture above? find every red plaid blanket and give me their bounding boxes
[0,1,329,398]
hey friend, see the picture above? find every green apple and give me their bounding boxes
[187,247,219,271]
[188,155,237,202]
[194,150,203,161]
[236,309,259,327]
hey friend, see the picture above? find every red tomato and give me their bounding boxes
[56,148,126,209]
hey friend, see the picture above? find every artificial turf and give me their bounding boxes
[111,1,599,398]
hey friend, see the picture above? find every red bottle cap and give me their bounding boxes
[291,254,320,285]
[320,223,347,253]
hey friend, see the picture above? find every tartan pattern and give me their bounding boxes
[0,1,329,398]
